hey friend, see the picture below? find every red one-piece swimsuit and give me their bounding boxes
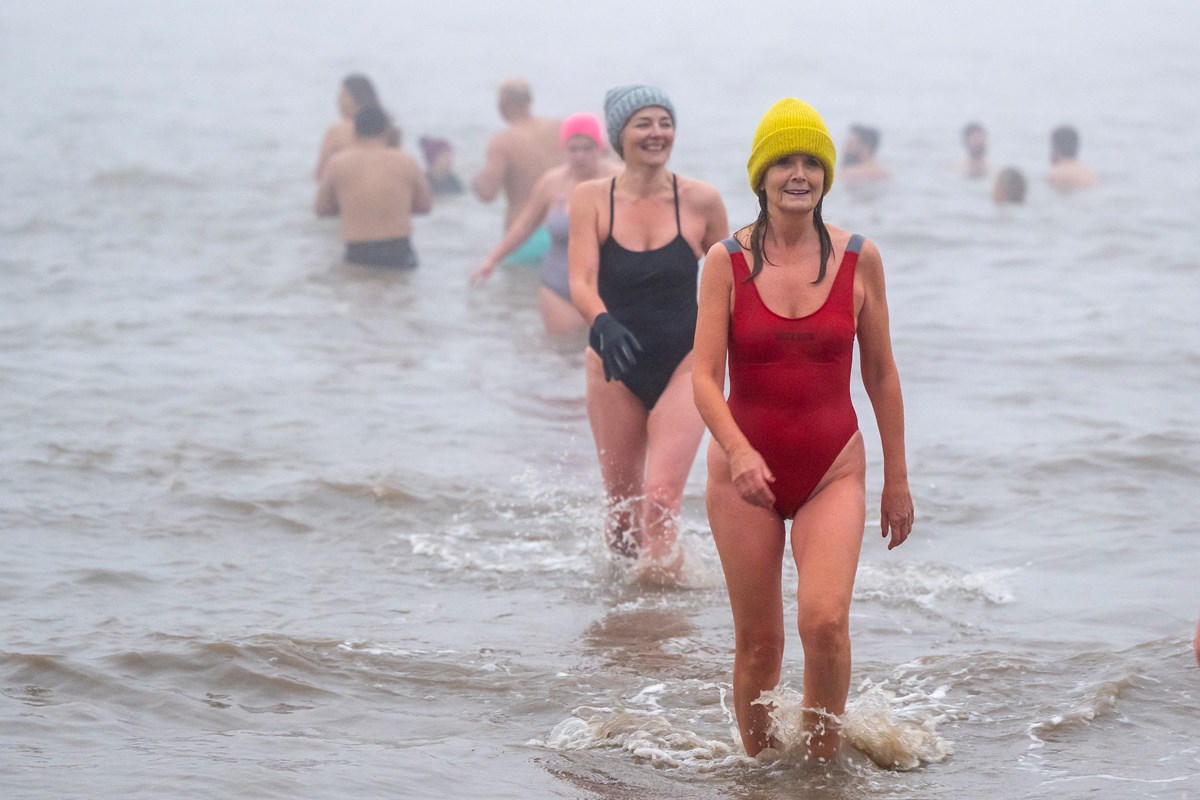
[724,234,864,519]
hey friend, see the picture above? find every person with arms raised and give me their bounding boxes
[471,113,619,336]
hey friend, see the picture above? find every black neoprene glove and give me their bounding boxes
[591,312,642,382]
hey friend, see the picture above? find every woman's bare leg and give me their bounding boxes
[707,440,788,756]
[789,434,867,763]
[585,350,648,555]
[639,357,706,581]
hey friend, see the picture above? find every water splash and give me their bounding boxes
[756,681,953,771]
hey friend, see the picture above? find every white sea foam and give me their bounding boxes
[855,561,1015,607]
[756,679,954,771]
[535,673,956,773]
[535,705,744,771]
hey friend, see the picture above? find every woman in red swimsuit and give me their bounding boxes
[693,98,914,762]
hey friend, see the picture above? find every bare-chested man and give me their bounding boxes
[1046,125,1099,193]
[472,78,562,262]
[315,106,433,268]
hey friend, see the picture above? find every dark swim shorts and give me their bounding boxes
[344,237,418,269]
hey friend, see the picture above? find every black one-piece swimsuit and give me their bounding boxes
[588,174,699,410]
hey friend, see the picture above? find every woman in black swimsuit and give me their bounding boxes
[568,85,729,584]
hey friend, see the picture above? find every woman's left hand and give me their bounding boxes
[881,479,914,550]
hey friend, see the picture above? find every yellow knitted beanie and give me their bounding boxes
[747,98,836,195]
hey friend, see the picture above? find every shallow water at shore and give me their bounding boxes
[3,1,1199,798]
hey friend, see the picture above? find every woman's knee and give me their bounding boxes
[642,480,683,516]
[736,631,785,669]
[797,607,850,651]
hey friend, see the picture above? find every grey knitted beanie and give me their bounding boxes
[603,84,675,159]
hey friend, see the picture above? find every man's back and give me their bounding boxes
[323,145,432,242]
[476,116,563,226]
[502,116,563,202]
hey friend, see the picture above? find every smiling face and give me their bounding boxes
[619,106,674,164]
[761,152,825,213]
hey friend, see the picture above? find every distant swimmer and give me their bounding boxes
[958,121,990,179]
[693,98,913,762]
[569,85,729,583]
[839,125,890,182]
[314,106,433,269]
[472,79,564,264]
[314,73,400,181]
[471,113,619,336]
[992,167,1027,204]
[419,136,465,196]
[1046,125,1099,193]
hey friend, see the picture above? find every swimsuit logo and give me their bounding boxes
[776,331,816,342]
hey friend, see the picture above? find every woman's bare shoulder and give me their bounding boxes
[676,173,722,203]
[572,175,611,196]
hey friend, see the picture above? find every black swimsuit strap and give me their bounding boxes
[608,174,683,241]
[672,173,681,235]
[608,177,616,238]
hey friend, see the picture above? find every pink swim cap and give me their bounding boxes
[560,113,604,149]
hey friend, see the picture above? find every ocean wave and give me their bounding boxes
[2,216,80,237]
[89,167,200,190]
[855,562,1015,607]
[1025,670,1140,746]
[0,652,112,707]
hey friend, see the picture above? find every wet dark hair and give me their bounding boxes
[342,74,381,110]
[851,124,880,154]
[962,121,985,140]
[995,167,1027,203]
[746,189,834,285]
[1051,125,1080,158]
[354,106,389,138]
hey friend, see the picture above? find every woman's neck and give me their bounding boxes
[568,163,603,183]
[765,211,816,250]
[617,162,671,197]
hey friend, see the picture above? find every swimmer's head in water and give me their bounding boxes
[992,167,1027,204]
[354,106,389,139]
[1050,125,1080,160]
[962,121,987,159]
[559,113,604,149]
[747,98,836,195]
[842,125,879,167]
[603,85,675,159]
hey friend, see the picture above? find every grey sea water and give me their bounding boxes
[2,1,1198,797]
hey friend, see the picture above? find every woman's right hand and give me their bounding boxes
[469,260,496,286]
[728,446,776,509]
[590,312,642,381]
